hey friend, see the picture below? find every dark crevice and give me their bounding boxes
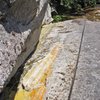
[68,19,86,100]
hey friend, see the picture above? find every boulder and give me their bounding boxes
[0,0,52,92]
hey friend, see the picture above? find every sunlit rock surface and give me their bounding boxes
[70,21,100,100]
[12,19,85,100]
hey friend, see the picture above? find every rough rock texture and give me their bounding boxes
[2,19,100,100]
[0,0,52,92]
[70,21,100,100]
[44,19,85,100]
[12,19,85,100]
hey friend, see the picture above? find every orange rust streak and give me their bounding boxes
[30,86,46,100]
[14,43,61,100]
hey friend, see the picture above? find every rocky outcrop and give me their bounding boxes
[0,0,52,93]
[13,19,85,100]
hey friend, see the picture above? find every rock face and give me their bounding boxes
[70,21,100,100]
[13,19,85,100]
[0,0,52,93]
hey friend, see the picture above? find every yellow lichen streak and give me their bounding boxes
[14,43,62,100]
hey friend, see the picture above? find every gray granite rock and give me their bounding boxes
[70,21,100,100]
[0,0,52,92]
[43,19,85,100]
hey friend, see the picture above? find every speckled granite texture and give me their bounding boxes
[0,0,52,92]
[71,21,100,100]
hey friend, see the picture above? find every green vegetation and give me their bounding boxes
[51,0,97,22]
[61,0,96,8]
[53,15,72,22]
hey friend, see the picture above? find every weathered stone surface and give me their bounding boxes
[0,0,52,93]
[9,0,37,25]
[14,43,61,100]
[44,19,85,100]
[11,19,85,100]
[70,21,100,100]
[0,23,54,100]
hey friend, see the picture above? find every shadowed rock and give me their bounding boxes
[0,0,52,93]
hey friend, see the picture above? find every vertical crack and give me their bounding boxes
[68,19,86,100]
